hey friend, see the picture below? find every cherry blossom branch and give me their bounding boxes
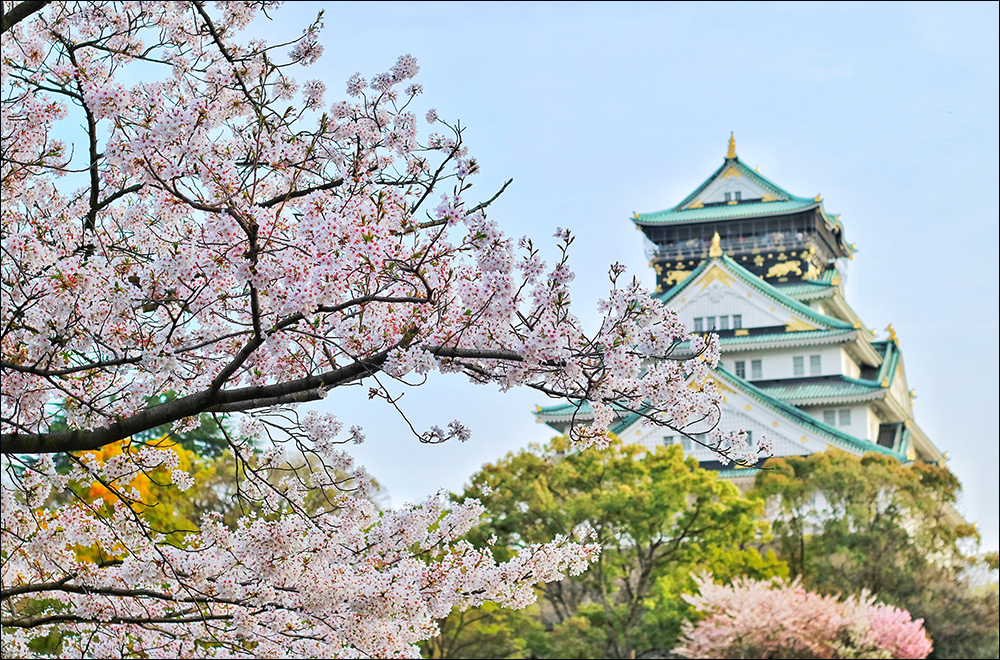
[0,0,49,34]
[1,612,235,628]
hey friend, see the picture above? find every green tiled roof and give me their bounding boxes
[536,400,588,421]
[633,155,855,255]
[717,467,762,479]
[870,339,902,386]
[658,253,855,332]
[757,376,885,404]
[535,366,905,461]
[635,156,816,225]
[534,400,640,437]
[664,329,857,357]
[671,157,805,210]
[712,366,905,460]
[719,329,854,348]
[636,199,817,225]
[773,269,840,300]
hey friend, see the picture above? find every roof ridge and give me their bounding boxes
[728,158,811,203]
[538,368,905,460]
[657,156,813,216]
[713,366,903,458]
[670,159,730,211]
[635,199,818,225]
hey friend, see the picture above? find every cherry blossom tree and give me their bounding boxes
[1,2,763,656]
[674,574,933,659]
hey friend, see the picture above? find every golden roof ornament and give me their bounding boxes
[727,132,737,159]
[709,232,723,258]
[885,324,899,343]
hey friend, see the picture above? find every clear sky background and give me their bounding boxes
[257,2,999,551]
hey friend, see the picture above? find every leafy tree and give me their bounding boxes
[422,602,548,659]
[0,1,750,656]
[751,450,997,659]
[447,437,786,658]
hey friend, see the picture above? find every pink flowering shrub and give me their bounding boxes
[674,574,933,659]
[0,1,768,657]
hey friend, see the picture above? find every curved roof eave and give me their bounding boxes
[719,329,857,352]
[780,392,885,406]
[713,366,904,459]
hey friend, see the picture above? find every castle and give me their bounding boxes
[536,136,954,503]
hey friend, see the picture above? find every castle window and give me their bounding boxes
[824,410,836,426]
[793,356,805,376]
[751,359,763,380]
[735,361,746,378]
[724,192,732,202]
[694,317,704,332]
[839,409,851,426]
[810,355,822,375]
[706,316,716,330]
[734,191,742,201]
[663,435,674,446]
[733,314,743,329]
[876,425,897,448]
[719,315,730,330]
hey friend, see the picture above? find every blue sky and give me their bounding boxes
[260,2,999,550]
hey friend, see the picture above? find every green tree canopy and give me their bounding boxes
[751,450,997,659]
[430,436,785,659]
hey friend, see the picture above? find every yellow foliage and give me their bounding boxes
[79,435,191,510]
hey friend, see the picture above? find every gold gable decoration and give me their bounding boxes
[699,265,734,290]
[785,317,819,333]
[689,374,736,395]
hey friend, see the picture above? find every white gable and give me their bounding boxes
[686,164,785,207]
[665,262,826,332]
[617,377,837,462]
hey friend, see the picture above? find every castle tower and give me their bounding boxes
[635,133,854,293]
[536,137,955,508]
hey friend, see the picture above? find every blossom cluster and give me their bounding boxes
[675,574,933,659]
[1,1,735,656]
[2,454,598,658]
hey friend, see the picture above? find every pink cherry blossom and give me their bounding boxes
[1,2,752,657]
[675,573,933,659]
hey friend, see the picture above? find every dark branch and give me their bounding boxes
[1,346,399,455]
[424,346,524,362]
[1,356,142,377]
[1,612,233,628]
[95,183,144,212]
[258,178,344,208]
[1,0,49,35]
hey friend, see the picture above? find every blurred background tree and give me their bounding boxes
[752,450,998,659]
